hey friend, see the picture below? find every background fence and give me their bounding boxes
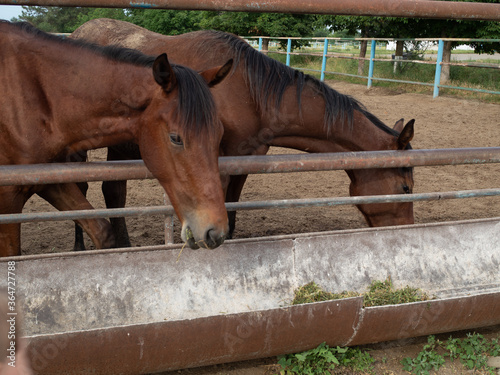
[247,36,500,98]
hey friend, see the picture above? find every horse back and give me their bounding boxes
[71,19,233,70]
[71,18,170,57]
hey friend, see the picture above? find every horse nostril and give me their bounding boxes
[205,229,225,249]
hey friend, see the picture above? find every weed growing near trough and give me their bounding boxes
[278,333,500,374]
[402,333,500,375]
[277,342,375,374]
[282,280,499,374]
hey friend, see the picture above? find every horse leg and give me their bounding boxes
[37,183,116,250]
[101,145,135,248]
[0,222,22,257]
[74,181,89,251]
[102,179,132,247]
[0,187,28,257]
[225,174,249,239]
[68,150,89,251]
[223,142,270,238]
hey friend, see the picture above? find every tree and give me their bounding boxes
[199,12,317,50]
[318,0,500,83]
[409,17,499,83]
[75,8,129,27]
[318,15,398,75]
[15,6,90,32]
[128,9,204,35]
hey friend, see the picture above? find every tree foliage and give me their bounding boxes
[75,8,129,27]
[198,12,316,38]
[128,9,204,35]
[319,0,499,54]
[14,6,89,32]
[199,12,317,49]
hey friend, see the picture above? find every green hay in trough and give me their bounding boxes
[292,277,430,307]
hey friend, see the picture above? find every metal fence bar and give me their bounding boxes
[286,38,292,66]
[367,40,377,88]
[434,39,445,98]
[320,38,329,81]
[1,148,498,187]
[1,189,499,225]
[370,77,435,87]
[1,0,498,20]
[437,84,500,95]
[246,36,500,44]
[163,193,174,244]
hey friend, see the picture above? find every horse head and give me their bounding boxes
[137,54,233,249]
[348,119,415,227]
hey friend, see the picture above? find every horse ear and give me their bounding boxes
[393,118,405,133]
[397,119,415,150]
[153,53,177,92]
[199,59,233,88]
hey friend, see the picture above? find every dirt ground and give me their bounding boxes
[20,82,500,374]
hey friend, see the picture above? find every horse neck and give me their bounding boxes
[267,85,396,153]
[35,46,153,153]
[329,110,396,152]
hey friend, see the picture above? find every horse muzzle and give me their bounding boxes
[182,225,227,250]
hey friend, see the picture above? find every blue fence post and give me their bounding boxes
[433,39,444,98]
[286,38,292,66]
[320,38,329,81]
[367,40,377,88]
[258,37,262,51]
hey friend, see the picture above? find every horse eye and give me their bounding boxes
[169,134,183,146]
[403,185,411,194]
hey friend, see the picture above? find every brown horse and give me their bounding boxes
[70,18,415,247]
[0,21,231,256]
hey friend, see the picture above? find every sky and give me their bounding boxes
[0,5,23,21]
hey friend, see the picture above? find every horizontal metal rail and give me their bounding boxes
[0,0,498,21]
[0,189,499,224]
[0,148,499,186]
[0,148,498,230]
[247,36,500,43]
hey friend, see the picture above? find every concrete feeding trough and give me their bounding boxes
[2,217,499,374]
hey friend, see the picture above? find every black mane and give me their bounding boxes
[198,30,400,139]
[2,21,218,137]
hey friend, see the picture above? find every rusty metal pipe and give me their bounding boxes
[0,188,498,224]
[220,147,500,175]
[0,0,498,20]
[0,148,499,187]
